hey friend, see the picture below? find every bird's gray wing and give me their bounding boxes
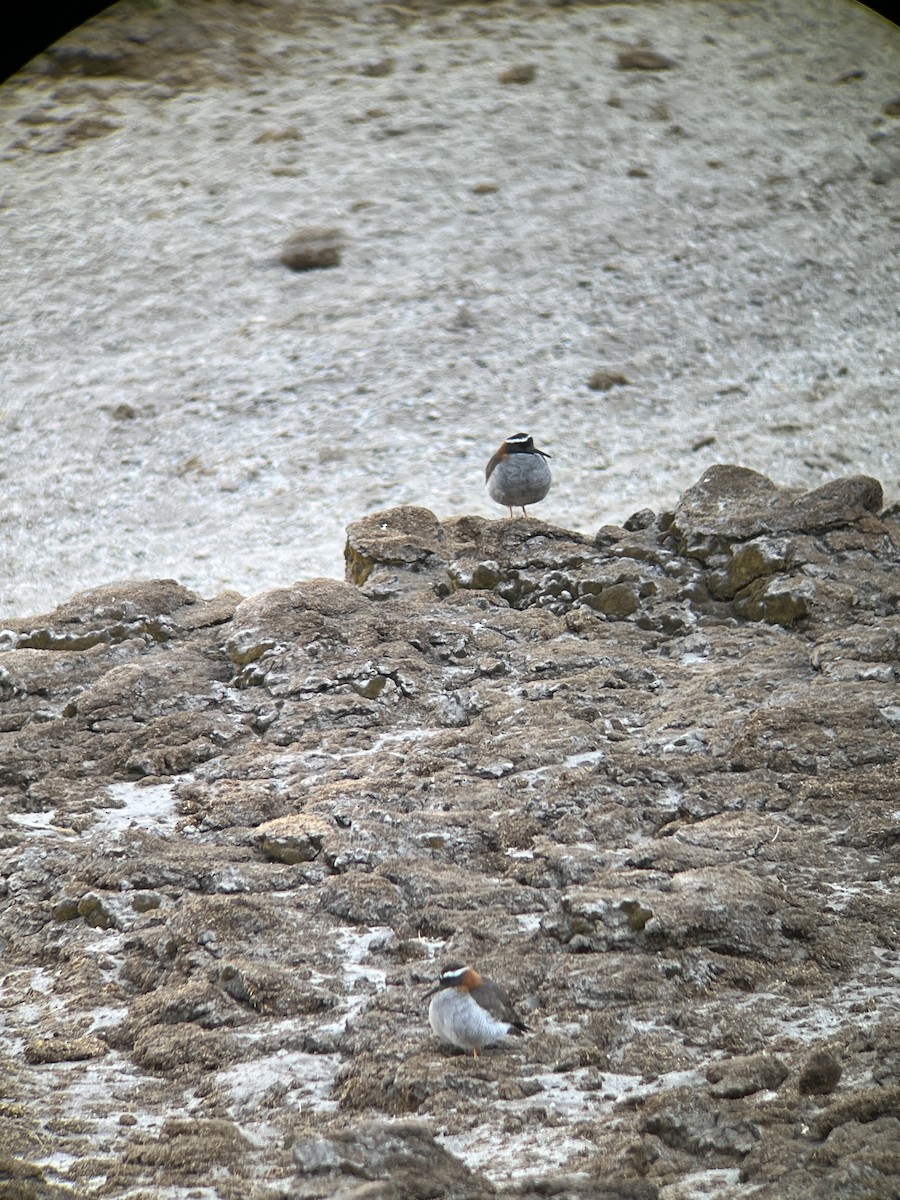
[473,980,528,1032]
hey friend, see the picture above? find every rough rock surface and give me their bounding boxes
[1,467,899,1197]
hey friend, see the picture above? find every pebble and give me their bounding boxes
[617,48,676,71]
[25,1034,108,1064]
[359,59,395,78]
[798,1048,842,1095]
[256,814,331,864]
[280,226,344,271]
[587,368,630,391]
[499,64,537,85]
[253,126,301,143]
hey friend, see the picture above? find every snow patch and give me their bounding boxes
[96,781,180,839]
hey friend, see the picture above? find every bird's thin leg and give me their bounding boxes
[473,1047,478,1060]
[507,507,514,519]
[521,507,528,517]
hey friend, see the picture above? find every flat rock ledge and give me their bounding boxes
[1,466,899,1199]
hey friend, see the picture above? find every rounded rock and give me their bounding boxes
[280,227,344,271]
[798,1048,842,1095]
[256,814,331,864]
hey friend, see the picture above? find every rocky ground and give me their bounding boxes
[1,0,899,616]
[1,464,899,1198]
[2,1,900,1195]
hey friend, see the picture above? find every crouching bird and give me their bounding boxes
[426,962,528,1059]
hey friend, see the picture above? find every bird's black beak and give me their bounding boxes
[424,983,440,999]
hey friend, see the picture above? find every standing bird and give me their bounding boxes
[485,432,552,518]
[426,963,529,1059]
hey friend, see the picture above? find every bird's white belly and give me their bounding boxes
[429,990,510,1050]
[488,455,551,507]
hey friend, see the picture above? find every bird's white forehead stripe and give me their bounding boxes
[506,433,530,443]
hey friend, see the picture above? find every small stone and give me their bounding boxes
[293,1134,344,1173]
[25,1034,107,1064]
[50,898,81,922]
[253,126,301,143]
[77,892,121,929]
[359,59,394,78]
[499,64,537,85]
[883,96,900,117]
[280,227,344,271]
[798,1048,842,1095]
[497,1078,545,1100]
[110,403,137,420]
[587,369,630,391]
[732,576,811,626]
[724,537,792,596]
[594,583,640,618]
[471,182,499,195]
[628,165,650,178]
[448,305,476,330]
[594,524,627,548]
[623,509,656,532]
[255,814,331,864]
[476,760,515,779]
[871,163,900,186]
[707,1052,789,1098]
[617,48,676,71]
